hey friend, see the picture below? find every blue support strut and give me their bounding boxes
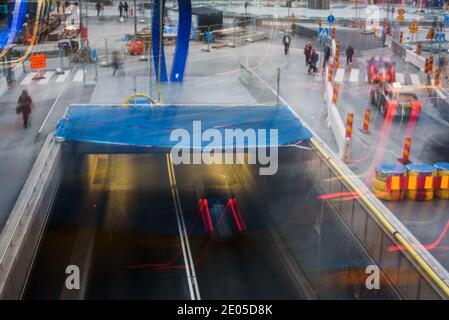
[170,0,192,82]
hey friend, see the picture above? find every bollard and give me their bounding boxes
[425,58,429,73]
[345,113,354,139]
[398,136,412,165]
[328,65,333,82]
[428,56,433,73]
[359,108,371,134]
[416,42,421,56]
[332,84,340,104]
[435,68,441,86]
[342,113,354,163]
[399,31,403,44]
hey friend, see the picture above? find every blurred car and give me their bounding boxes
[370,82,421,118]
[367,56,395,83]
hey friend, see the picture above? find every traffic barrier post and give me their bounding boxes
[332,84,340,104]
[416,42,421,56]
[435,68,441,86]
[399,31,403,45]
[359,108,371,134]
[398,136,412,165]
[342,113,354,163]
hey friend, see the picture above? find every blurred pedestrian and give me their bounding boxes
[308,49,318,74]
[118,1,124,17]
[56,1,61,14]
[111,51,124,76]
[304,42,312,66]
[124,1,129,17]
[95,0,101,16]
[346,45,354,65]
[282,32,291,55]
[17,90,33,128]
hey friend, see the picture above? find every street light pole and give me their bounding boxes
[134,0,137,36]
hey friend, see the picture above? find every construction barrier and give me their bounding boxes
[359,108,371,134]
[332,84,340,104]
[435,162,449,200]
[372,163,406,202]
[435,68,441,87]
[398,136,411,165]
[328,64,333,82]
[399,31,403,45]
[345,113,353,139]
[405,49,426,72]
[416,42,421,56]
[406,164,436,201]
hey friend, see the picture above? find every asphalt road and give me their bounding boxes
[24,151,310,299]
[23,147,400,300]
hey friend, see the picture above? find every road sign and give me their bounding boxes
[435,33,446,44]
[398,8,405,16]
[327,15,335,24]
[445,15,449,26]
[397,15,404,22]
[409,21,418,34]
[427,27,435,40]
[30,54,46,70]
[318,28,330,40]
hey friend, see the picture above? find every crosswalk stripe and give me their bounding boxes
[55,72,69,83]
[349,68,359,82]
[20,73,36,86]
[334,68,345,82]
[410,74,421,85]
[396,72,405,84]
[73,70,84,82]
[38,71,54,85]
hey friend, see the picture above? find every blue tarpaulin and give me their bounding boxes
[55,105,312,151]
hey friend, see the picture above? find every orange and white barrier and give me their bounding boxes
[398,136,411,165]
[332,84,340,104]
[359,108,371,134]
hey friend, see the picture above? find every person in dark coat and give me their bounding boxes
[118,2,124,17]
[346,45,354,65]
[308,49,319,74]
[124,1,129,17]
[304,42,312,66]
[17,90,33,128]
[282,33,291,55]
[95,1,101,16]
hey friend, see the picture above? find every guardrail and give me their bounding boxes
[0,134,62,299]
[324,66,346,158]
[237,61,449,299]
[306,137,449,299]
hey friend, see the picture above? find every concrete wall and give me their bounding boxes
[0,135,63,299]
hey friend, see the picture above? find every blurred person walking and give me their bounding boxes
[118,1,124,18]
[16,90,33,128]
[95,0,101,16]
[308,49,319,74]
[124,1,129,17]
[346,45,354,65]
[304,42,312,66]
[282,33,291,55]
[111,51,125,76]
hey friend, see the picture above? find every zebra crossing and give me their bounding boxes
[331,67,427,86]
[19,70,85,86]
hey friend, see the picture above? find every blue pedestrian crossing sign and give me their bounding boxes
[318,28,330,39]
[435,33,446,44]
[327,15,335,24]
[445,15,449,26]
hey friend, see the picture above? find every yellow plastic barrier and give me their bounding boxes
[372,163,406,202]
[435,162,449,200]
[406,164,436,201]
